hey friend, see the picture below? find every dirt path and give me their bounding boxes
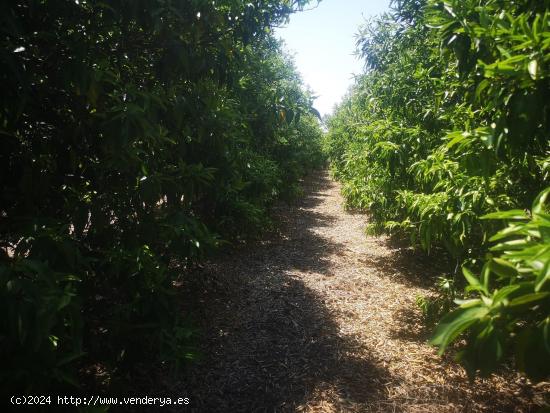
[177,171,547,412]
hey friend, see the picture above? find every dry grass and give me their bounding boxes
[169,171,549,412]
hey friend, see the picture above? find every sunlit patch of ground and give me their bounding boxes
[170,171,549,412]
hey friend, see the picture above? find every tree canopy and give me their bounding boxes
[325,0,549,381]
[0,0,324,394]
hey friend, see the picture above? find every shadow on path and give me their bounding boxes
[178,172,390,412]
[160,171,550,413]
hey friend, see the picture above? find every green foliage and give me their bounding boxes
[431,188,550,381]
[416,276,456,326]
[325,0,549,380]
[0,0,324,394]
[325,0,549,259]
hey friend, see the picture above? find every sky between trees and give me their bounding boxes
[277,0,390,117]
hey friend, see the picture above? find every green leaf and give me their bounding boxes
[462,267,488,294]
[490,238,533,251]
[532,187,550,216]
[488,224,527,241]
[285,109,294,124]
[492,284,521,304]
[454,298,482,308]
[535,259,550,292]
[508,292,550,308]
[482,209,528,220]
[431,306,488,354]
[489,258,518,279]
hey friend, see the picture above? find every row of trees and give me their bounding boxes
[0,0,324,394]
[325,0,549,380]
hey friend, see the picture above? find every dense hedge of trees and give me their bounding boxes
[0,0,324,394]
[325,0,549,380]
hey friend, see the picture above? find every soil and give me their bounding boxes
[171,171,549,412]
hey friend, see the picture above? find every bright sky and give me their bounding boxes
[276,0,390,117]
